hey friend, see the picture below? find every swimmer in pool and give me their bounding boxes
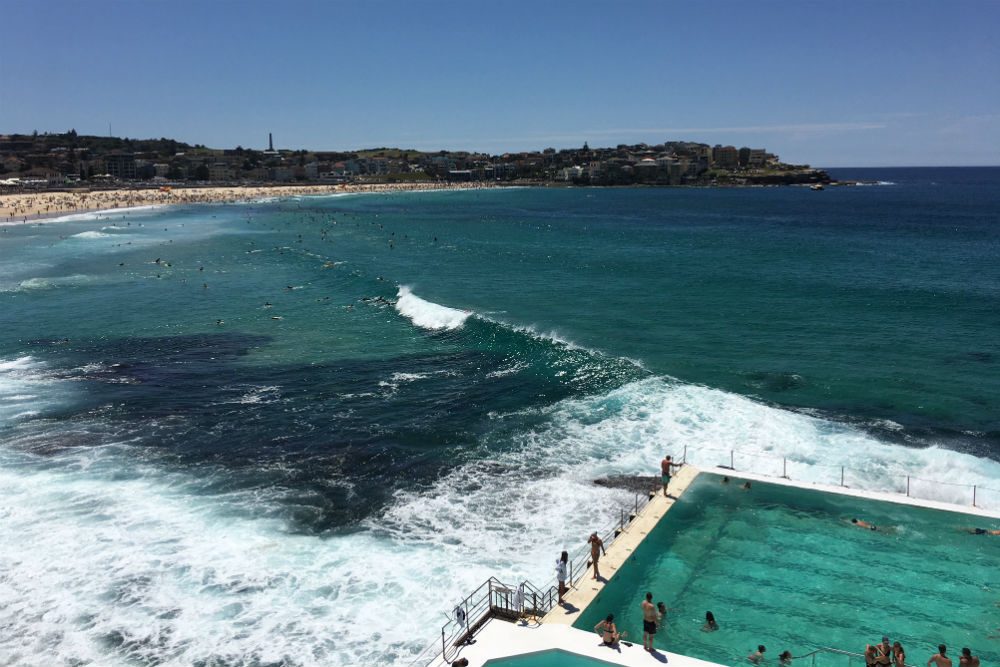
[852,518,878,531]
[966,527,1000,535]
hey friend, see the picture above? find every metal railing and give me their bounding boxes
[674,443,1000,511]
[408,488,659,666]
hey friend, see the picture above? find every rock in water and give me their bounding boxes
[593,475,659,494]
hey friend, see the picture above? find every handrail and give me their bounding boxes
[408,485,660,666]
[677,444,999,511]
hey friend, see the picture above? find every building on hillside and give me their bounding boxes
[104,153,137,180]
[712,145,739,169]
[209,163,236,181]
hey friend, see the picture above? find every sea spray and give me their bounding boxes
[395,285,471,330]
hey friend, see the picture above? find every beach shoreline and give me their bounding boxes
[0,181,506,225]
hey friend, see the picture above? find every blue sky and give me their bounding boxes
[1,0,998,166]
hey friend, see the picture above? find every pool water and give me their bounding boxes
[484,649,621,666]
[574,474,999,667]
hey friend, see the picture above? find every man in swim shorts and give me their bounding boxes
[642,592,657,651]
[661,455,674,497]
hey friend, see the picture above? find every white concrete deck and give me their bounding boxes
[436,618,725,667]
[702,466,1000,520]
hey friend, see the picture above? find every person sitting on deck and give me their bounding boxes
[748,645,766,664]
[593,614,623,647]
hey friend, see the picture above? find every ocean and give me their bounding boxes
[1,167,998,666]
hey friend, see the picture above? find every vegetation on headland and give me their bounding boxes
[0,130,832,189]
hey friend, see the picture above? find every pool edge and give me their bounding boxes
[542,465,703,626]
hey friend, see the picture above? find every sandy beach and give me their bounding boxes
[0,181,502,224]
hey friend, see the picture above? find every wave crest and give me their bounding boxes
[394,286,471,331]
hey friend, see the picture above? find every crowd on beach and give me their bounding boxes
[0,181,501,223]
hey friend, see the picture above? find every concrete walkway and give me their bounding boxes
[544,464,701,626]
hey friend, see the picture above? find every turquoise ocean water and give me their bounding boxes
[1,168,998,666]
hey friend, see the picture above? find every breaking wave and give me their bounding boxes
[394,286,471,330]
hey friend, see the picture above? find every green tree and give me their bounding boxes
[195,164,210,180]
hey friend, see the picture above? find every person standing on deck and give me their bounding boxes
[641,592,658,651]
[661,455,675,497]
[555,551,569,605]
[928,645,953,667]
[588,532,606,580]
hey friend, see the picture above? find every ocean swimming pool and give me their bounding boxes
[574,474,999,667]
[483,648,621,667]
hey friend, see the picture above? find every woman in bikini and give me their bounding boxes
[594,614,622,647]
[893,642,906,667]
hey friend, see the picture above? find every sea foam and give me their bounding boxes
[2,365,1000,667]
[394,286,471,330]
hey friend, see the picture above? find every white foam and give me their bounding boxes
[3,368,999,667]
[12,274,96,292]
[45,205,168,224]
[70,231,111,239]
[0,357,75,424]
[394,286,471,331]
[0,448,518,667]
